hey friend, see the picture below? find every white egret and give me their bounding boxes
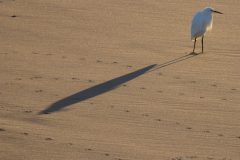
[191,7,223,53]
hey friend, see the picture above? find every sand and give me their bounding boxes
[0,0,239,160]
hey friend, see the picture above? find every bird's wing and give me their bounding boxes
[191,12,205,40]
[204,14,213,31]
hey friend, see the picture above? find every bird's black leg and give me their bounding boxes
[201,36,204,53]
[193,38,196,53]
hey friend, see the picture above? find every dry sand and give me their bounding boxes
[0,0,240,160]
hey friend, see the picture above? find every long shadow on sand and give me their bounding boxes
[39,52,199,114]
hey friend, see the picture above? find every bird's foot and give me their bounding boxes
[189,51,198,55]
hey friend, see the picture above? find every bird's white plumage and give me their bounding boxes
[191,7,213,40]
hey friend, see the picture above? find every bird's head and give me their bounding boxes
[204,7,223,14]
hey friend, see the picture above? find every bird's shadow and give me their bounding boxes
[39,52,199,114]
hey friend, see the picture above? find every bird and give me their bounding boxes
[191,7,223,53]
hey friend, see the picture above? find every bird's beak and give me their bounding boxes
[213,10,223,14]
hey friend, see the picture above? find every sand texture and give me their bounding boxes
[0,1,240,160]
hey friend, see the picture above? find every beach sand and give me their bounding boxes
[0,1,239,160]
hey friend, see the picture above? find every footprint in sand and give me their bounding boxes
[203,130,210,133]
[112,61,118,64]
[104,153,110,156]
[172,156,198,160]
[231,88,237,91]
[142,113,149,117]
[186,127,192,130]
[190,80,196,83]
[156,119,162,122]
[110,105,114,108]
[122,84,127,87]
[30,76,42,80]
[217,134,224,137]
[45,53,53,56]
[140,87,146,90]
[157,90,163,93]
[85,148,92,151]
[24,110,32,113]
[0,128,6,132]
[23,132,29,136]
[221,158,232,160]
[237,136,240,139]
[186,155,198,159]
[158,72,162,76]
[45,137,53,141]
[35,90,43,93]
[72,77,80,80]
[200,96,204,99]
[221,98,227,101]
[32,52,39,55]
[125,110,130,113]
[11,15,17,18]
[211,84,217,87]
[88,80,94,83]
[15,78,22,80]
[0,52,8,55]
[174,76,181,79]
[96,60,102,63]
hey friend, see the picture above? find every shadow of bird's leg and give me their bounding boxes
[193,38,196,53]
[201,36,204,53]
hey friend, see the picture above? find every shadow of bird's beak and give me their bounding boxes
[213,10,223,14]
